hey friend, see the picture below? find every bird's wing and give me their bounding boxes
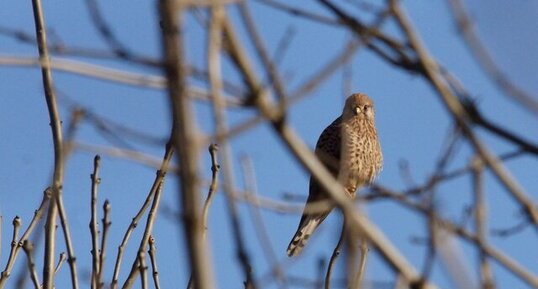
[286,117,343,256]
[314,116,342,174]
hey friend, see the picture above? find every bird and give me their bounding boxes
[286,93,383,257]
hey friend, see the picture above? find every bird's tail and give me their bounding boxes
[286,216,321,257]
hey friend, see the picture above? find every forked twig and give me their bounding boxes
[22,241,40,289]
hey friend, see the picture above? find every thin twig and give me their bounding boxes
[240,156,288,288]
[441,71,538,157]
[471,157,495,289]
[121,180,166,289]
[85,0,154,65]
[257,0,342,26]
[98,200,111,289]
[90,155,102,289]
[491,220,529,237]
[325,221,346,289]
[216,11,258,288]
[187,143,220,289]
[0,26,158,66]
[110,143,173,289]
[202,143,220,239]
[238,2,288,107]
[74,142,175,171]
[0,55,245,106]
[56,186,80,289]
[0,54,164,88]
[272,25,295,67]
[421,202,437,283]
[0,216,21,287]
[318,0,417,72]
[22,241,40,289]
[148,236,161,289]
[54,252,67,275]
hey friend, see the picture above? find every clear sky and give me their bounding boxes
[1,1,538,289]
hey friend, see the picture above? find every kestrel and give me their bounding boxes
[287,93,383,257]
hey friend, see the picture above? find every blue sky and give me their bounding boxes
[1,1,538,289]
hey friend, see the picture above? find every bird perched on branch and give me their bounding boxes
[287,93,383,257]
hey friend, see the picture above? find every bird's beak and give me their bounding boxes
[354,106,361,115]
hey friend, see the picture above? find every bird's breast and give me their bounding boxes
[339,122,383,194]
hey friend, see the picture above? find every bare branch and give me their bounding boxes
[22,241,40,289]
[0,216,21,287]
[137,251,148,289]
[30,0,66,286]
[98,200,111,289]
[159,0,214,287]
[121,180,166,289]
[240,156,288,288]
[373,186,538,287]
[211,9,257,288]
[0,190,51,288]
[471,157,495,289]
[223,2,435,285]
[446,0,538,114]
[111,143,173,289]
[54,252,67,275]
[202,144,220,239]
[148,236,161,289]
[325,222,345,289]
[390,0,538,236]
[90,155,102,289]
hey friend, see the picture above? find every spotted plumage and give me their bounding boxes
[287,93,383,257]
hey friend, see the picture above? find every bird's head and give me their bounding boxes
[342,93,375,121]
